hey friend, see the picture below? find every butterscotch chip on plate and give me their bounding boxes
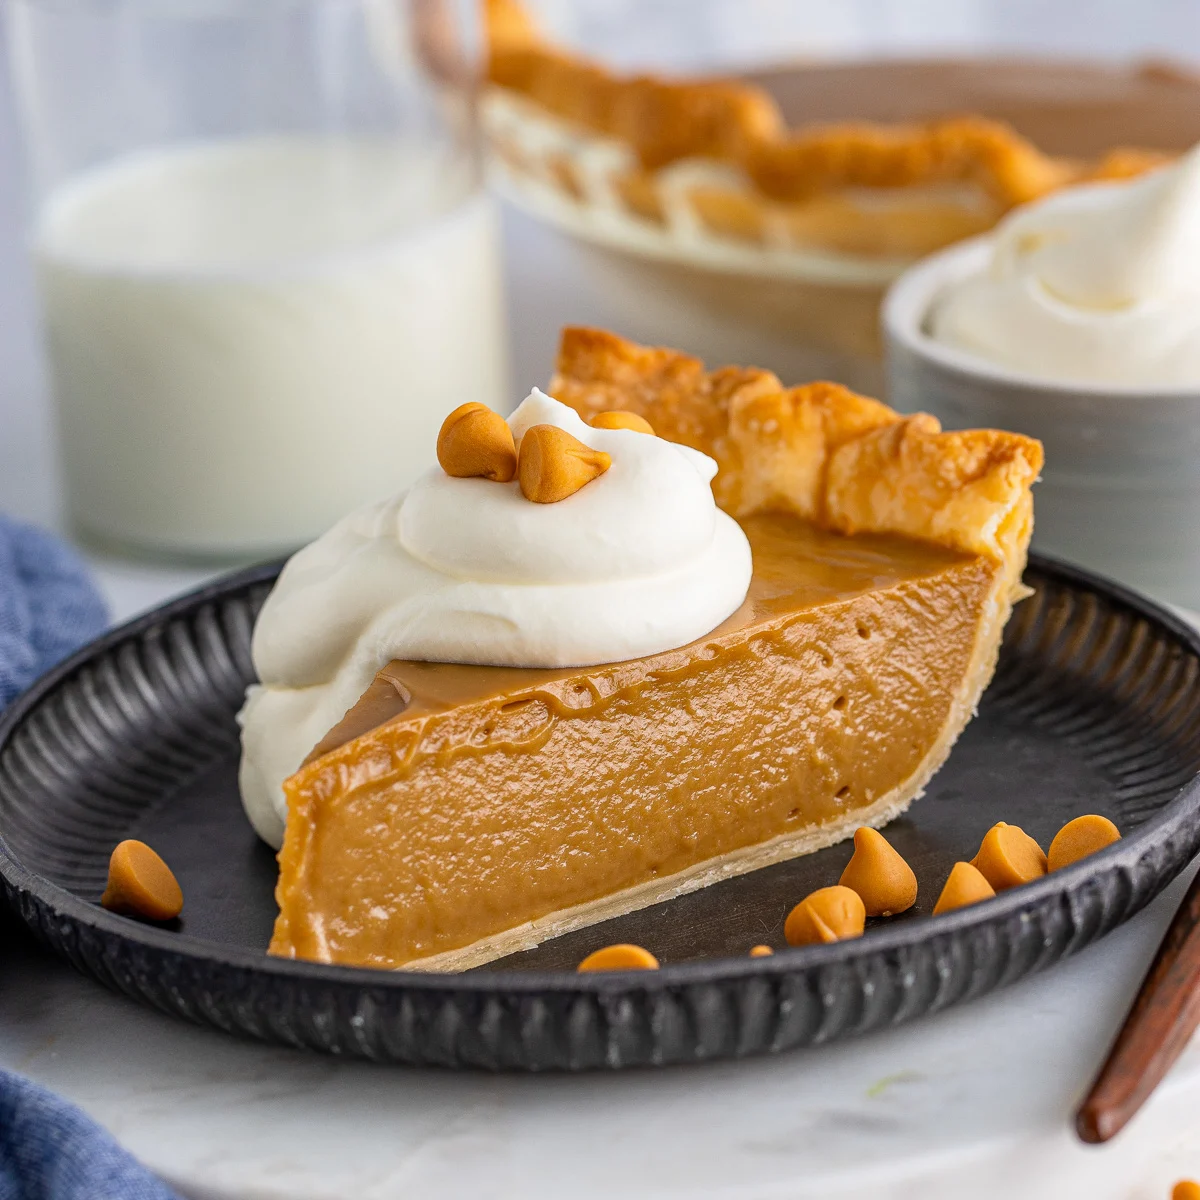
[933,862,996,915]
[784,886,866,947]
[971,822,1047,891]
[100,839,183,923]
[838,827,918,917]
[578,944,659,972]
[1047,815,1121,872]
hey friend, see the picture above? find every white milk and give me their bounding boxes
[35,138,508,557]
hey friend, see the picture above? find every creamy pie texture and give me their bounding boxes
[275,516,998,969]
[259,328,1042,971]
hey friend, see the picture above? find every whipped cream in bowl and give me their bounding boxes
[239,389,752,846]
[883,141,1200,610]
[904,144,1200,390]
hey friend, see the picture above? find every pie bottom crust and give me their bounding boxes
[402,566,1015,973]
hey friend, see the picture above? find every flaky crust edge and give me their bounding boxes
[484,0,1169,209]
[549,326,1042,595]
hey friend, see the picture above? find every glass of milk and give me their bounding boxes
[6,0,508,559]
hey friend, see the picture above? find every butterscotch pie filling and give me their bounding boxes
[275,516,996,967]
[244,327,1041,972]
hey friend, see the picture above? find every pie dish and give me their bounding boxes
[483,0,1168,267]
[268,328,1042,971]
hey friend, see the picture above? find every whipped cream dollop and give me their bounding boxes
[930,144,1200,386]
[238,389,752,846]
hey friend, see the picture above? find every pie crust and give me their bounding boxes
[549,327,1040,580]
[484,0,1169,261]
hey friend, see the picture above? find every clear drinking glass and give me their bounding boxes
[6,0,508,559]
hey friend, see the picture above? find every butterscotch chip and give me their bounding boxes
[1047,814,1121,872]
[749,944,774,957]
[590,410,655,435]
[518,424,611,503]
[577,943,659,972]
[784,885,866,947]
[100,839,183,922]
[971,822,1047,891]
[437,402,517,482]
[933,861,996,915]
[1172,1182,1200,1200]
[838,827,918,916]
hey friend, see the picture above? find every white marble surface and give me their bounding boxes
[2,14,1200,1200]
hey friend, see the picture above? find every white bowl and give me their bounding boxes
[883,238,1200,610]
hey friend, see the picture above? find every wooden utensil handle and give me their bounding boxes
[1076,866,1200,1143]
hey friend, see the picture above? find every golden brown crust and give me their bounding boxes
[684,180,1005,258]
[748,124,1176,208]
[493,50,783,170]
[1087,145,1175,182]
[485,2,783,172]
[550,327,1042,576]
[744,117,1074,209]
[824,415,1040,564]
[484,0,540,53]
[543,324,781,454]
[485,0,1167,212]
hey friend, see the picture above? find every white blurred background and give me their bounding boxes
[523,0,1200,69]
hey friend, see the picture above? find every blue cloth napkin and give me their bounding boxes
[0,515,108,710]
[0,518,178,1199]
[0,1071,179,1200]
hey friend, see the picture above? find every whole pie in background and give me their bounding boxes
[482,0,1175,266]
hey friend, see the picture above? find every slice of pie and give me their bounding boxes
[268,329,1041,971]
[483,0,1169,262]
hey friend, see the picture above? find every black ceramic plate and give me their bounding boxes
[2,556,1200,1070]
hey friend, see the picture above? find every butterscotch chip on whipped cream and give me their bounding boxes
[784,886,866,947]
[437,401,517,482]
[518,423,612,503]
[578,943,659,972]
[590,410,655,435]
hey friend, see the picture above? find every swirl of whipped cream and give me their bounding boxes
[930,144,1200,387]
[239,389,752,846]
